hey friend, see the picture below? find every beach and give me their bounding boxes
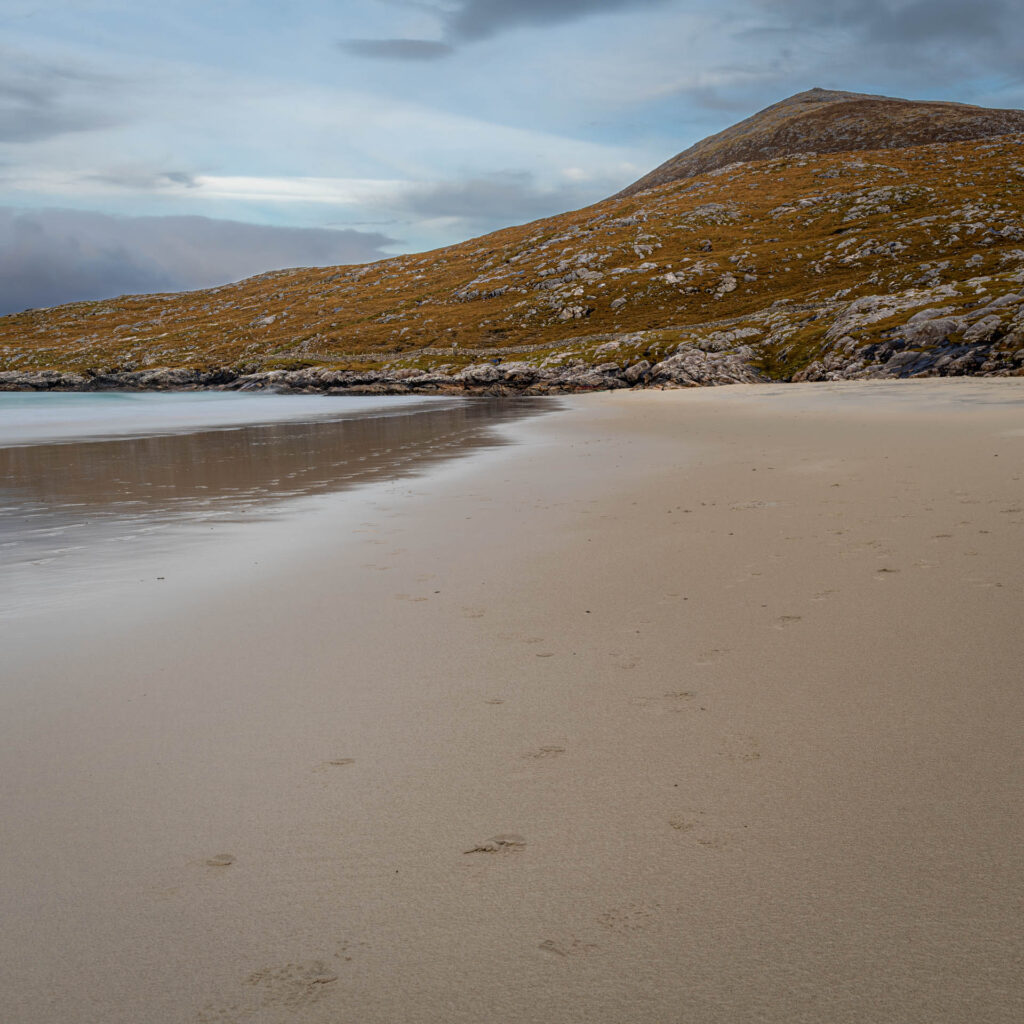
[2,379,1023,1023]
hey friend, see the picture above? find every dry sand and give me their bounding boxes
[2,379,1023,1023]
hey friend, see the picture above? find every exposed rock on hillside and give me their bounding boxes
[1,90,1023,391]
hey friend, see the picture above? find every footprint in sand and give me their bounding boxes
[311,758,356,775]
[696,832,733,850]
[730,499,779,511]
[538,936,599,958]
[608,648,640,669]
[669,813,736,849]
[597,902,660,935]
[719,735,761,763]
[632,692,698,714]
[524,746,565,760]
[964,577,1004,589]
[695,647,730,666]
[498,632,547,646]
[663,691,698,711]
[668,816,702,833]
[774,615,802,628]
[200,960,339,1017]
[464,833,527,854]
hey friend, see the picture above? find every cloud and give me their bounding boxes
[401,170,601,223]
[340,38,455,60]
[342,0,671,59]
[447,0,671,42]
[183,175,411,206]
[642,0,1024,124]
[754,0,1011,43]
[0,208,395,314]
[748,0,1019,55]
[864,0,1010,43]
[2,168,415,209]
[82,169,200,190]
[0,49,122,143]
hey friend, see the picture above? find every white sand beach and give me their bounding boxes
[2,379,1023,1024]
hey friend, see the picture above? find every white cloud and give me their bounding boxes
[180,176,413,206]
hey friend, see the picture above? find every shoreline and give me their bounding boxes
[3,333,1022,397]
[3,379,1023,1023]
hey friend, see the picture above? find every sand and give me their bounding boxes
[2,379,1023,1023]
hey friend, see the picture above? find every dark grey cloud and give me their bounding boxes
[0,50,122,143]
[82,169,200,190]
[343,0,670,59]
[755,0,1012,44]
[866,0,1009,43]
[340,38,454,59]
[401,170,607,225]
[0,208,395,314]
[162,171,199,187]
[682,0,1024,124]
[446,0,670,41]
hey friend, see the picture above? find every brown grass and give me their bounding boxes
[2,131,1023,379]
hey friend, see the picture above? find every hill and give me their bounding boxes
[1,90,1023,393]
[618,88,1024,196]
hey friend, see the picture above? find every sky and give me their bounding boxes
[1,0,1022,313]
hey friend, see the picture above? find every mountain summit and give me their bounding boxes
[619,88,1024,196]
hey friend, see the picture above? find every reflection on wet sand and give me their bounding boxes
[0,397,552,573]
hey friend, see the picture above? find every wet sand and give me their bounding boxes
[2,379,1023,1023]
[0,396,547,616]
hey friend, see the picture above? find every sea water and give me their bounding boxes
[0,390,443,446]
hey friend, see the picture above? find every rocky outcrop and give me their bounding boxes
[0,367,237,391]
[790,286,1024,381]
[0,336,768,395]
[4,280,1021,394]
[648,345,762,386]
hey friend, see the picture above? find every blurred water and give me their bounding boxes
[0,390,442,445]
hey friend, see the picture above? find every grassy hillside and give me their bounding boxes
[2,129,1023,385]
